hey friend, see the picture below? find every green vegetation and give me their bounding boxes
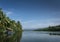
[0,32,22,42]
[0,8,22,33]
[35,25,60,31]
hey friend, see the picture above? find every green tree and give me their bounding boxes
[0,8,22,32]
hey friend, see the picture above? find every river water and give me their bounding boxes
[21,31,60,42]
[0,31,60,42]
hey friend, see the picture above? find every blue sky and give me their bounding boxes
[0,0,60,29]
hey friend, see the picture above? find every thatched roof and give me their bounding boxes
[6,28,13,31]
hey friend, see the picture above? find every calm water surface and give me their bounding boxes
[0,31,60,42]
[21,31,60,42]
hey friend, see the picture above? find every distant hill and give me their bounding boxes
[34,25,60,31]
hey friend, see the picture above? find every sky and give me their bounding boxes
[0,0,60,29]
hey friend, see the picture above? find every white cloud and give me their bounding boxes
[3,10,13,16]
[22,18,60,29]
[6,11,12,15]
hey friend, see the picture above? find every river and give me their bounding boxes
[0,31,60,42]
[21,31,60,42]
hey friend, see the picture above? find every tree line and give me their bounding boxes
[34,25,60,31]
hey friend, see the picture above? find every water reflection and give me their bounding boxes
[21,31,60,42]
[49,32,60,36]
[0,32,22,42]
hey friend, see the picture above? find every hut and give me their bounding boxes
[5,28,13,35]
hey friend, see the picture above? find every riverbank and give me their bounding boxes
[0,8,22,33]
[34,25,60,31]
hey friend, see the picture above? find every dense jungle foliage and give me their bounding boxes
[0,8,22,33]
